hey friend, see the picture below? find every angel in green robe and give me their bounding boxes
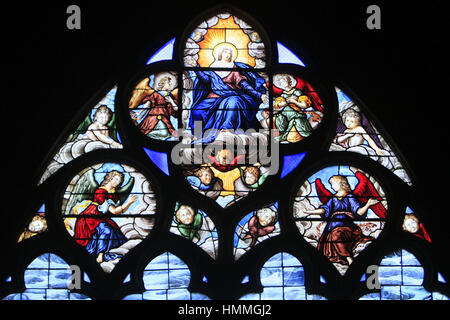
[64,167,136,263]
[173,204,203,241]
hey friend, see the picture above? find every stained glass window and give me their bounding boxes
[4,4,448,305]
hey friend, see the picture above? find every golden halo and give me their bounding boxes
[212,42,238,62]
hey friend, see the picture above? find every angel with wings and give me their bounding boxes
[304,172,386,265]
[129,72,179,140]
[71,105,121,148]
[67,169,137,264]
[272,74,324,143]
[334,108,387,156]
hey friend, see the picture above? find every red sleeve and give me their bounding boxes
[295,77,323,111]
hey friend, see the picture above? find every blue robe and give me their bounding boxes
[189,62,266,143]
[320,195,363,233]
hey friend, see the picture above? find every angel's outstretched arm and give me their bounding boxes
[356,198,380,216]
[304,208,325,215]
[108,195,138,215]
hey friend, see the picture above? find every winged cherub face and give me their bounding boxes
[176,205,195,225]
[256,208,276,227]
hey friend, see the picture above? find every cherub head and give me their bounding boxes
[342,109,362,129]
[101,170,125,189]
[175,205,196,225]
[156,76,172,91]
[274,74,296,91]
[27,214,47,233]
[256,207,277,227]
[250,31,261,42]
[329,175,352,194]
[192,30,203,42]
[274,97,287,110]
[216,149,234,166]
[194,167,214,185]
[297,95,312,109]
[403,214,419,233]
[93,105,113,125]
[244,166,261,185]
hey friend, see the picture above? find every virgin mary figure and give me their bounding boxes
[188,43,268,143]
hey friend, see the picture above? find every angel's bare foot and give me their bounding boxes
[346,257,353,265]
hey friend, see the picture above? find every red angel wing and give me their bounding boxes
[352,171,387,218]
[417,223,432,243]
[294,77,324,112]
[207,154,244,171]
[315,178,333,204]
[272,77,323,111]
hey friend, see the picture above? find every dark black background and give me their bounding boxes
[3,0,449,303]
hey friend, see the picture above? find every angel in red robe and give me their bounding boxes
[304,172,386,265]
[243,206,278,247]
[129,73,178,140]
[73,170,137,264]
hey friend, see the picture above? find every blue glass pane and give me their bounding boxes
[277,42,305,67]
[381,286,401,300]
[401,249,421,265]
[402,267,424,285]
[24,269,48,288]
[282,252,302,267]
[69,293,91,300]
[167,289,191,300]
[284,287,306,300]
[191,293,211,300]
[380,250,402,266]
[27,254,50,269]
[283,267,305,286]
[168,253,187,268]
[48,269,71,288]
[20,289,47,300]
[262,253,283,268]
[280,153,306,179]
[126,252,204,300]
[143,289,167,300]
[143,270,169,290]
[379,266,402,285]
[260,286,283,300]
[432,292,449,300]
[46,289,69,300]
[146,38,175,65]
[145,253,169,270]
[169,269,191,288]
[144,148,170,176]
[438,272,447,283]
[49,253,69,269]
[260,267,283,287]
[400,286,432,300]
